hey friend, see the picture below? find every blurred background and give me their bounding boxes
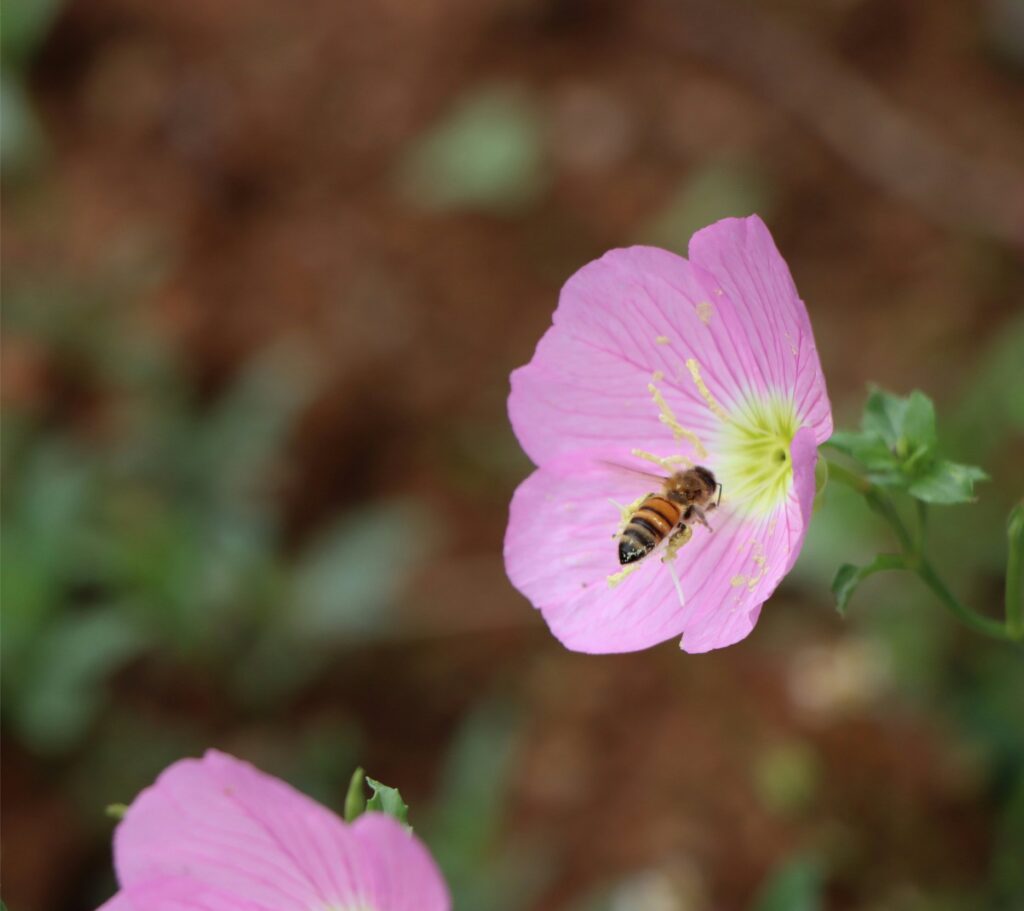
[3,1,1024,908]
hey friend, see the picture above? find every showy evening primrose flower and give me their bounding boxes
[504,216,832,654]
[97,750,450,911]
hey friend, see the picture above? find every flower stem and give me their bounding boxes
[823,455,1015,643]
[821,457,870,494]
[913,557,1011,641]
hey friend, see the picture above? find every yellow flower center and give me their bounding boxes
[713,392,800,518]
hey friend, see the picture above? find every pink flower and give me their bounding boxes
[504,216,832,654]
[96,750,450,911]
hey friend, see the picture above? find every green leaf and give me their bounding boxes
[344,767,367,822]
[907,460,989,504]
[105,803,129,821]
[862,387,911,448]
[397,85,547,214]
[750,854,823,911]
[831,564,862,615]
[901,391,937,453]
[366,777,410,828]
[834,388,988,506]
[831,554,905,614]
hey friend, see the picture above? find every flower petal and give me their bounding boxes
[688,215,832,441]
[504,430,818,654]
[509,245,739,469]
[114,750,371,910]
[350,813,452,911]
[99,879,273,911]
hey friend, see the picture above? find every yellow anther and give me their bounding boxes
[631,449,693,471]
[647,379,708,457]
[685,359,730,422]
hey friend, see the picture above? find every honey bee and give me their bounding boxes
[617,465,721,565]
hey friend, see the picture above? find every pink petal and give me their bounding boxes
[504,429,818,654]
[688,215,832,441]
[114,750,373,910]
[99,879,273,911]
[509,218,831,473]
[350,813,451,911]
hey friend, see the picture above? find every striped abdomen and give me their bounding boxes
[618,494,681,565]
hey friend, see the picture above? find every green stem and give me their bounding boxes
[864,489,914,553]
[823,457,913,551]
[915,500,928,552]
[822,457,870,494]
[823,455,1014,643]
[914,557,1011,642]
[1006,504,1024,640]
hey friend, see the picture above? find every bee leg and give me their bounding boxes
[688,505,713,531]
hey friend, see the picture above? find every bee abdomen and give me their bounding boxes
[618,495,680,565]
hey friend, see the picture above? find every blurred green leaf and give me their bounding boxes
[643,160,773,252]
[105,803,129,821]
[1,72,47,174]
[289,499,435,639]
[427,698,539,911]
[11,608,149,753]
[751,854,823,911]
[1,0,64,69]
[753,741,820,816]
[398,85,546,214]
[366,776,411,828]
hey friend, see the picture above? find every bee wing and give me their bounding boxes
[595,459,667,483]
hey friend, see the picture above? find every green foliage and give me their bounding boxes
[398,85,547,214]
[2,275,436,753]
[344,767,367,822]
[105,803,128,821]
[427,698,544,911]
[830,554,904,616]
[750,854,823,911]
[829,388,988,504]
[343,768,410,828]
[366,777,411,827]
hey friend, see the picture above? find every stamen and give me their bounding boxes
[685,359,730,422]
[665,558,685,608]
[647,378,708,457]
[631,449,693,470]
[611,494,649,538]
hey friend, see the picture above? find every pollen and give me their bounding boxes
[695,301,714,324]
[662,525,693,562]
[685,359,731,422]
[647,378,708,457]
[655,335,671,345]
[607,562,642,588]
